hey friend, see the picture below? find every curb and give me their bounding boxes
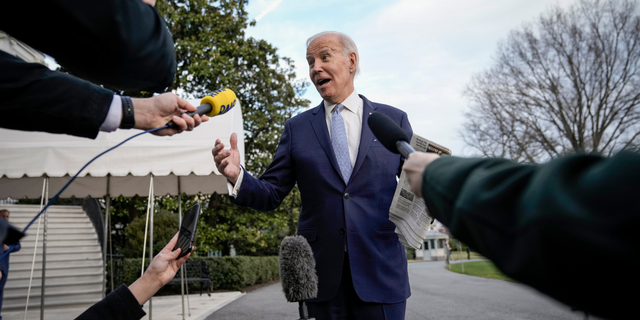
[194,292,246,320]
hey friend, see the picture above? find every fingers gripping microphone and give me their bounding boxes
[279,235,318,320]
[368,112,415,158]
[167,88,237,128]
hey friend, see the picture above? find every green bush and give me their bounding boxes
[121,209,180,258]
[115,256,279,294]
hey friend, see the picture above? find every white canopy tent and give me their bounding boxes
[0,99,243,198]
[0,99,244,319]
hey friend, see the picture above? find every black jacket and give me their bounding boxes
[75,285,145,320]
[422,152,640,320]
[0,0,176,138]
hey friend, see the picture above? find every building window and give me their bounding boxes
[424,242,429,250]
[438,239,444,249]
[430,239,435,249]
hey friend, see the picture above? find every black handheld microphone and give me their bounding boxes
[167,88,237,128]
[368,112,415,157]
[279,235,318,320]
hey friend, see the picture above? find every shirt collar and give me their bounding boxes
[324,90,362,115]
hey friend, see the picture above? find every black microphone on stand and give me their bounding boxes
[279,235,318,320]
[368,112,415,157]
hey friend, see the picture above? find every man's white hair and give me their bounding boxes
[306,31,360,76]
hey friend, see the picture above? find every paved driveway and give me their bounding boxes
[206,260,601,320]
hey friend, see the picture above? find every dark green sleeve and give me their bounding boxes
[421,152,640,319]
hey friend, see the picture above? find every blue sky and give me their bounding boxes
[244,0,577,155]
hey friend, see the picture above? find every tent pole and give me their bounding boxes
[107,175,114,292]
[141,180,153,277]
[149,175,155,320]
[103,175,110,298]
[24,178,46,320]
[178,177,185,320]
[39,177,49,320]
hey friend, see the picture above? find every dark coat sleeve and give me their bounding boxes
[0,52,113,139]
[421,152,640,320]
[0,0,176,92]
[75,284,146,320]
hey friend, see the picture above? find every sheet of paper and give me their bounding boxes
[388,134,451,249]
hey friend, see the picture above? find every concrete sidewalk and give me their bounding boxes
[2,291,244,320]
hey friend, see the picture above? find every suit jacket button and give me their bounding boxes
[339,228,346,235]
[344,193,350,199]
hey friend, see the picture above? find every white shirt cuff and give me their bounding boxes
[100,95,122,132]
[227,168,244,198]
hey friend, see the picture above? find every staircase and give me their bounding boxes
[1,204,103,311]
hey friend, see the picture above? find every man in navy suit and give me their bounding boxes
[213,31,412,319]
[0,209,20,320]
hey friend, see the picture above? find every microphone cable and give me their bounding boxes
[0,125,169,262]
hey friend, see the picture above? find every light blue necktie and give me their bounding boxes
[331,104,352,183]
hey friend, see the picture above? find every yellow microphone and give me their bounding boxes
[167,88,237,128]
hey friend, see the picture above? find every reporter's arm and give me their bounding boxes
[0,52,112,139]
[128,233,190,304]
[75,233,190,320]
[418,152,640,319]
[0,0,176,91]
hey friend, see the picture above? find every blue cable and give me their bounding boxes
[0,125,169,262]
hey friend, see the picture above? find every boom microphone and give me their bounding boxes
[279,235,318,320]
[368,112,415,158]
[167,88,237,128]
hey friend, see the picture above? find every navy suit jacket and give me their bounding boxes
[233,95,412,303]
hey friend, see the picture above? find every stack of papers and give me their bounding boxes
[389,134,451,249]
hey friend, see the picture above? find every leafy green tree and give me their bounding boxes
[75,0,306,257]
[153,0,309,255]
[158,0,309,173]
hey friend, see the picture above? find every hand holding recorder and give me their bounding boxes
[128,232,192,305]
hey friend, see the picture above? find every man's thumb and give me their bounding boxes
[230,133,238,150]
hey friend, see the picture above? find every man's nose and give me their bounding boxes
[311,63,323,74]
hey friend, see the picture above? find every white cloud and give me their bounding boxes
[254,0,285,22]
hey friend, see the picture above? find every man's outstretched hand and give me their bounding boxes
[212,132,242,184]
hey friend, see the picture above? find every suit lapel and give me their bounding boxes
[352,95,377,180]
[310,102,343,180]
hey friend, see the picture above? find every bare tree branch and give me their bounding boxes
[462,0,640,163]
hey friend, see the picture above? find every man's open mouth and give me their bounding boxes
[318,79,330,86]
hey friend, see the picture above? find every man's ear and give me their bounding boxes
[349,52,357,73]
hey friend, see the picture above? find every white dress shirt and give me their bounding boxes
[228,90,363,197]
[99,95,123,132]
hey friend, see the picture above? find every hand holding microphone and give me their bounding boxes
[131,88,237,136]
[131,92,207,136]
[403,152,440,196]
[166,88,237,129]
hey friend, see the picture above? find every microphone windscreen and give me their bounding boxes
[278,235,318,302]
[199,88,237,117]
[368,112,409,154]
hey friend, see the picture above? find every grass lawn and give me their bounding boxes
[446,260,516,282]
[448,250,485,261]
